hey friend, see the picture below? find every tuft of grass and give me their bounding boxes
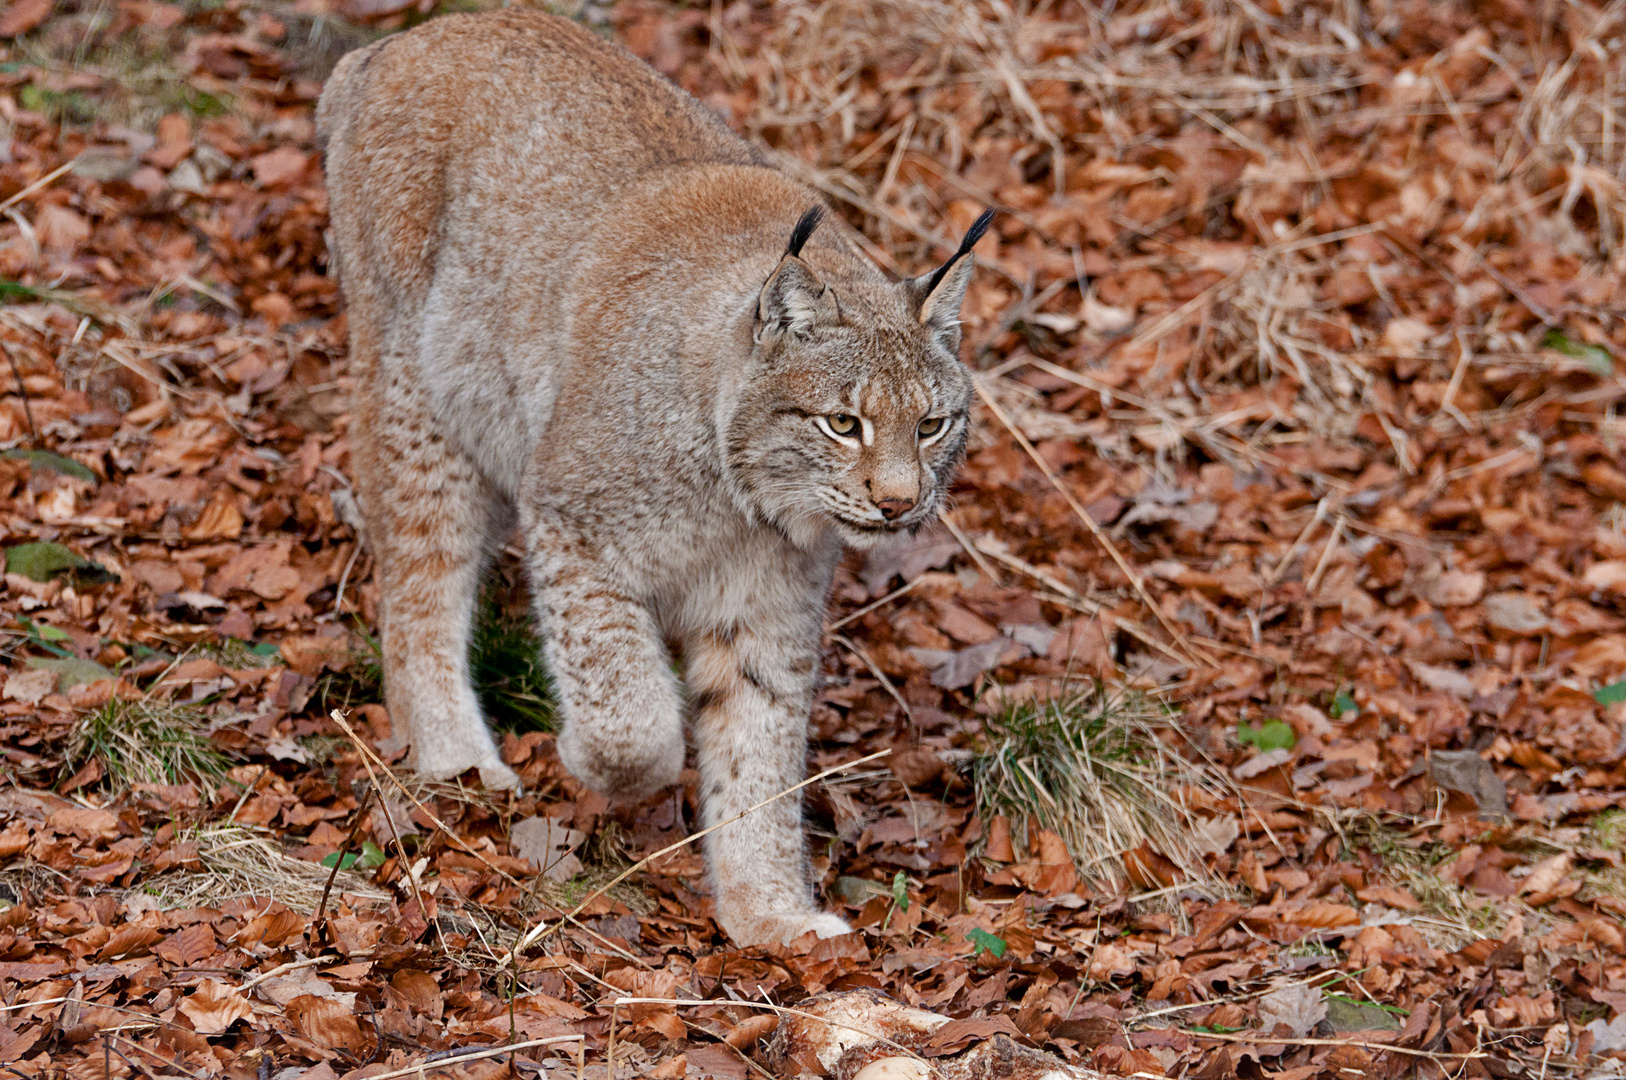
[137,824,389,913]
[471,584,556,732]
[1341,814,1513,950]
[0,861,67,910]
[1577,811,1626,910]
[198,637,283,670]
[67,698,232,795]
[9,9,237,130]
[16,85,98,125]
[970,685,1229,894]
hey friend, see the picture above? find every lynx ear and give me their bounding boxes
[908,208,996,351]
[756,206,835,342]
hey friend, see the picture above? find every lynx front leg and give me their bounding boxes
[354,368,519,791]
[526,533,685,802]
[687,622,851,947]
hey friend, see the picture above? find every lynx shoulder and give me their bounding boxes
[318,9,991,946]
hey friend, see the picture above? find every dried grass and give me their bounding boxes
[427,865,657,973]
[131,823,389,913]
[67,697,233,796]
[0,860,70,910]
[10,13,231,130]
[1575,809,1626,912]
[970,685,1235,894]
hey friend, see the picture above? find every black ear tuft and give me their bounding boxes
[785,206,825,259]
[922,208,996,296]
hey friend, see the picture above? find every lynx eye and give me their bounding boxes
[917,417,945,438]
[826,413,859,436]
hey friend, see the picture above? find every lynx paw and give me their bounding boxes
[477,760,523,791]
[719,909,852,948]
[558,720,683,802]
[413,741,521,792]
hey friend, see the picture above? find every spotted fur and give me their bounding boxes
[317,9,985,946]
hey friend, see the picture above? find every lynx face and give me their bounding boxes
[727,208,989,549]
[730,316,974,548]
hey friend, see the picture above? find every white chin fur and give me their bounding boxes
[833,520,906,550]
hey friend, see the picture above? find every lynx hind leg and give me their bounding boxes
[357,370,519,792]
[525,531,685,802]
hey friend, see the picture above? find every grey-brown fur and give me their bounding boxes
[317,9,984,946]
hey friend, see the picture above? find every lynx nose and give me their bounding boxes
[875,497,915,521]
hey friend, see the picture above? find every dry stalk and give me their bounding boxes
[972,378,1214,670]
[0,159,75,213]
[828,576,925,631]
[133,824,387,913]
[970,535,1193,670]
[935,507,1002,583]
[1304,514,1346,594]
[1265,497,1331,586]
[313,785,373,940]
[607,997,930,1071]
[236,956,333,993]
[342,733,438,950]
[832,633,915,722]
[358,1036,586,1080]
[1186,1029,1484,1062]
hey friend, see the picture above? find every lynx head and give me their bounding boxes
[726,207,993,549]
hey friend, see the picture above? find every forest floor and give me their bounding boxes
[0,0,1623,1078]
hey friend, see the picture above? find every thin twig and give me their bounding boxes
[0,998,69,1014]
[325,541,363,622]
[1304,515,1346,595]
[832,632,915,723]
[1184,1028,1484,1061]
[1,343,37,444]
[355,1037,585,1080]
[326,711,647,967]
[829,576,925,631]
[238,956,331,993]
[106,1033,204,1080]
[345,733,437,949]
[225,764,268,826]
[1265,497,1330,586]
[936,508,1002,583]
[331,722,887,968]
[0,160,76,214]
[973,539,1194,668]
[972,379,1214,669]
[313,786,373,940]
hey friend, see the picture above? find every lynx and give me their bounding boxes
[317,9,991,946]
